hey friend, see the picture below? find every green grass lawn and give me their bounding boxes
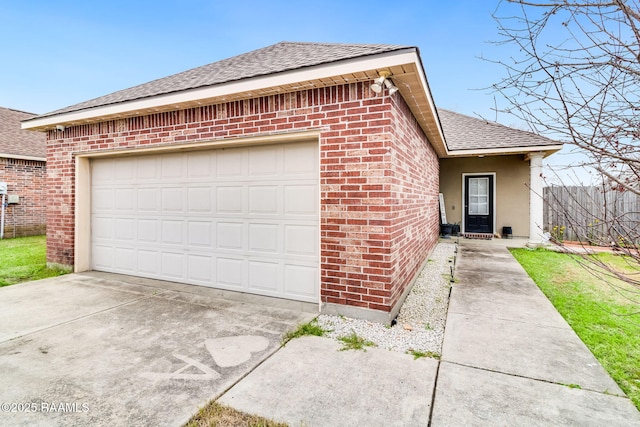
[0,235,68,286]
[511,248,640,410]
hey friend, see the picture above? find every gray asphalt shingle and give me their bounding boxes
[439,109,559,151]
[36,41,409,119]
[26,40,560,154]
[0,107,46,158]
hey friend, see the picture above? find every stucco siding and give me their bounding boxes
[439,155,530,237]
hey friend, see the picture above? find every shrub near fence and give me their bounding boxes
[543,186,640,245]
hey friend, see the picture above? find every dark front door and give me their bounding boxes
[464,175,494,233]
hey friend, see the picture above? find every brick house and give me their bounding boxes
[23,42,561,322]
[0,107,46,238]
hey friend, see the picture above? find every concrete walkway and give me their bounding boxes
[433,239,639,426]
[220,239,640,426]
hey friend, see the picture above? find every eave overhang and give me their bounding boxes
[0,152,46,161]
[22,48,448,157]
[444,144,564,159]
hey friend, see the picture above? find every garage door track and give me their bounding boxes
[0,272,314,426]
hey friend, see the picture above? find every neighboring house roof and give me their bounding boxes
[38,42,409,119]
[0,107,46,160]
[23,41,447,156]
[439,109,562,156]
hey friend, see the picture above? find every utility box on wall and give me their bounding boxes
[7,195,19,204]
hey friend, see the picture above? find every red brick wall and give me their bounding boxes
[320,93,438,313]
[388,95,440,308]
[46,82,438,313]
[319,90,395,312]
[0,157,46,237]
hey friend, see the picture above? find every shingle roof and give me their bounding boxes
[0,107,46,158]
[439,109,560,152]
[37,41,409,119]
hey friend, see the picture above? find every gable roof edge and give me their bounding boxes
[22,48,417,129]
[21,45,447,157]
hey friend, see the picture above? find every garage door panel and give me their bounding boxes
[91,141,318,303]
[115,188,135,211]
[137,219,159,243]
[92,161,114,184]
[115,158,135,181]
[161,188,184,212]
[92,245,114,270]
[248,223,279,253]
[114,218,135,241]
[187,254,213,283]
[161,220,184,245]
[248,261,280,294]
[187,151,214,178]
[161,153,183,179]
[249,145,279,176]
[137,250,159,275]
[137,156,159,180]
[161,252,185,279]
[284,185,317,216]
[114,248,136,272]
[93,188,114,212]
[217,150,245,177]
[284,265,318,299]
[187,221,213,248]
[284,142,318,176]
[92,217,114,240]
[249,186,279,214]
[217,222,244,250]
[137,188,159,212]
[217,258,244,288]
[217,186,244,213]
[187,187,213,213]
[285,225,317,256]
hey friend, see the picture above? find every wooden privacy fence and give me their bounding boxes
[543,186,640,244]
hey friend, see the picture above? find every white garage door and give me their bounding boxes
[90,141,319,303]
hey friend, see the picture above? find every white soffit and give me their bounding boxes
[0,153,46,161]
[445,145,564,158]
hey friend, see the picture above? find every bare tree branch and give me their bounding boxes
[491,0,640,304]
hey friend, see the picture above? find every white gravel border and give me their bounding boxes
[316,241,457,356]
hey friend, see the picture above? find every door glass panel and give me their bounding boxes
[469,177,489,215]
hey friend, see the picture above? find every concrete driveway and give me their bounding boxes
[0,272,315,427]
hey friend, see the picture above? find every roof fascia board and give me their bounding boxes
[411,50,447,153]
[445,144,564,158]
[23,49,422,130]
[0,153,46,161]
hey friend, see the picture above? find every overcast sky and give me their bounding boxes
[0,0,587,180]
